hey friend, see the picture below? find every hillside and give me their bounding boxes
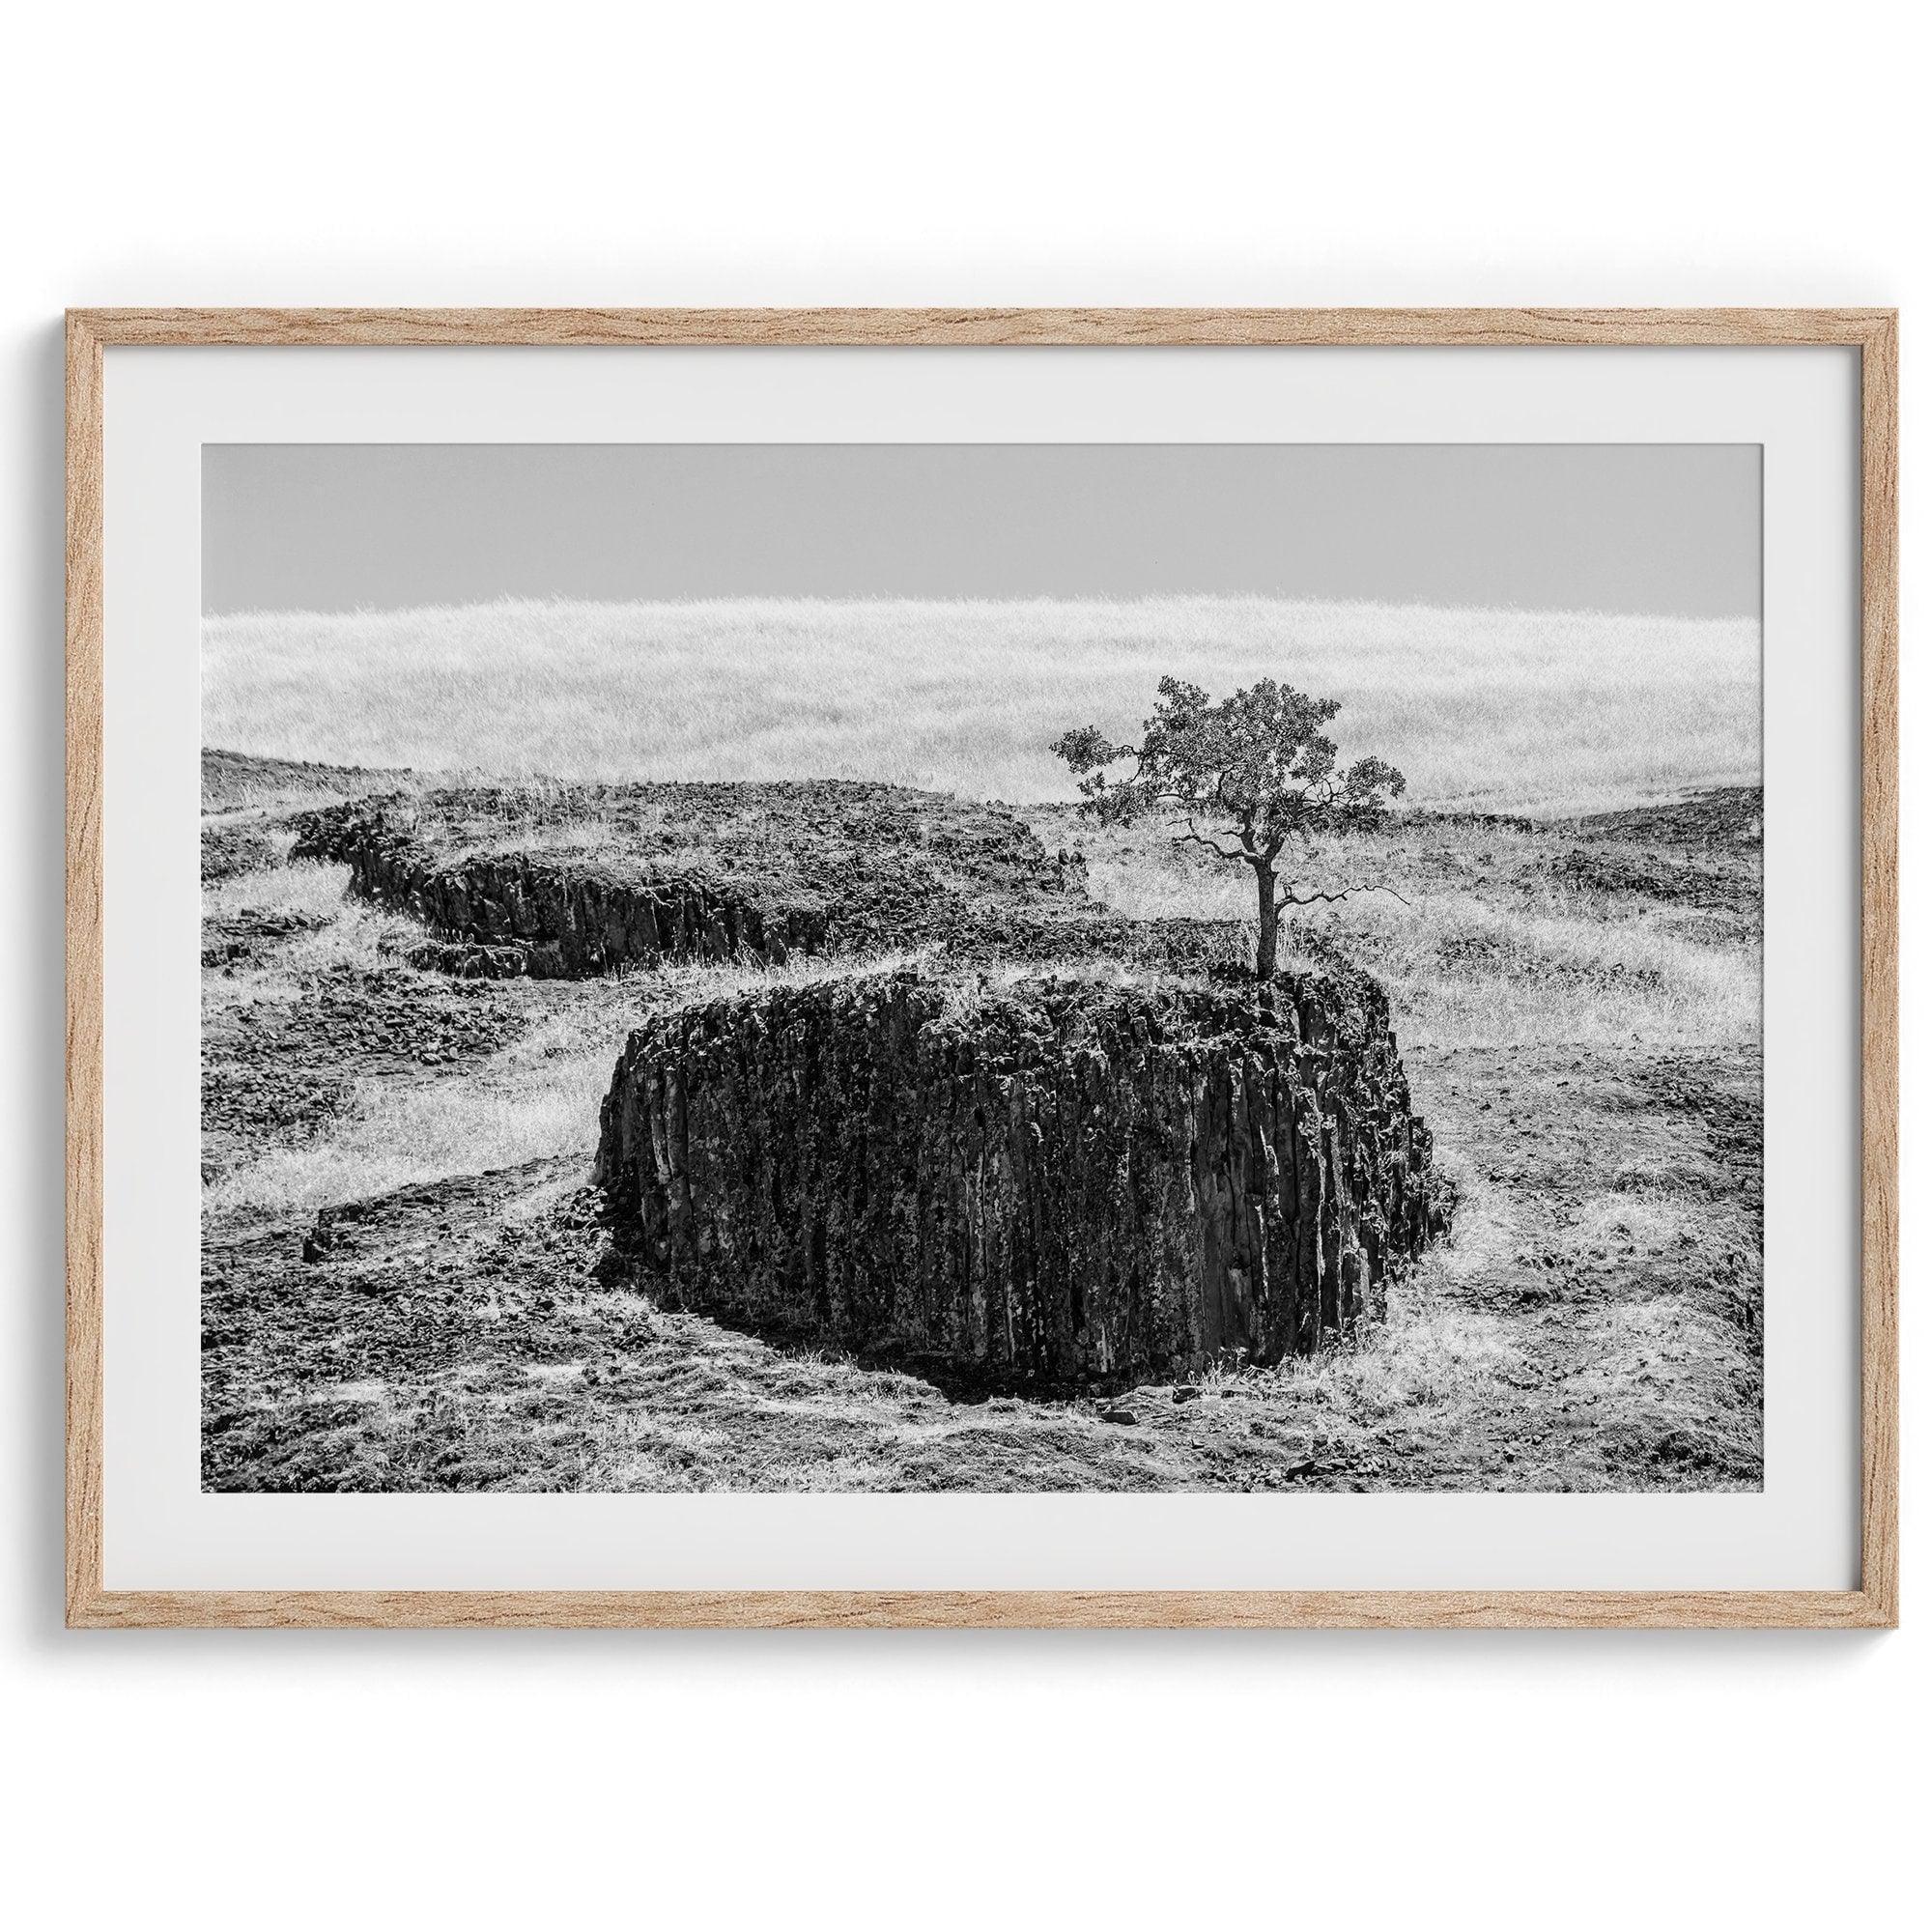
[202,595,1761,814]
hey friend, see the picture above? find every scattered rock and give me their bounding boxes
[201,907,327,967]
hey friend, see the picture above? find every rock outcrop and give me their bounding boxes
[294,806,823,976]
[290,781,1232,980]
[594,966,1446,1391]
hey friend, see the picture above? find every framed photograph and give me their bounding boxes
[66,308,1897,1629]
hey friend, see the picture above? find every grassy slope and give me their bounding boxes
[203,596,1760,814]
[201,789,1761,1493]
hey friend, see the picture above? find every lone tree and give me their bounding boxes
[1053,676,1406,980]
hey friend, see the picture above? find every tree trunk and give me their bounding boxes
[1253,861,1279,980]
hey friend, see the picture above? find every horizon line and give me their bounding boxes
[202,589,1763,628]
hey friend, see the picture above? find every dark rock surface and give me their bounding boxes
[201,907,328,967]
[202,1154,611,1491]
[1549,844,1759,919]
[200,964,525,1179]
[594,967,1446,1391]
[1562,784,1762,847]
[200,819,284,884]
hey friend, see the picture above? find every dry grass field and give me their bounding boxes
[203,595,1759,814]
[201,751,1762,1492]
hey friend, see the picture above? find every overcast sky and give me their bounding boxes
[203,442,1760,618]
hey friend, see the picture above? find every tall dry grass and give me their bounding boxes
[204,937,934,1218]
[1056,813,1760,1052]
[203,595,1759,815]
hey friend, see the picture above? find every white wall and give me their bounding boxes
[3,3,1920,1925]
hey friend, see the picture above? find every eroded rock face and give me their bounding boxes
[303,824,825,978]
[292,798,809,977]
[594,968,1446,1391]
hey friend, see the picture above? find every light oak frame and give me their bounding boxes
[65,307,1899,1630]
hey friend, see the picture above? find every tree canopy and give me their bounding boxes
[1052,675,1406,978]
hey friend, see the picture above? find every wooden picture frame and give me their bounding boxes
[65,307,1898,1630]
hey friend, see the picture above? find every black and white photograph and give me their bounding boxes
[199,440,1763,1495]
[18,3,1919,1919]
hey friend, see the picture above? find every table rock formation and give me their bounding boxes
[594,965,1447,1391]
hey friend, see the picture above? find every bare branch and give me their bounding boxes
[1178,821,1249,863]
[1275,880,1414,912]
